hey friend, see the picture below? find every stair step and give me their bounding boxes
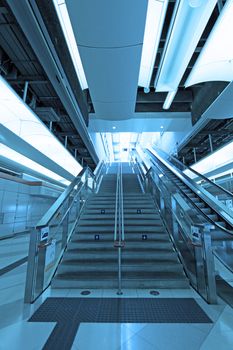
[63,251,178,260]
[72,233,169,241]
[83,209,158,214]
[78,219,163,226]
[52,167,189,290]
[80,214,160,220]
[66,241,174,250]
[76,226,165,233]
[57,262,183,273]
[52,278,190,289]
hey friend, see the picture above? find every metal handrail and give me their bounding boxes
[94,160,105,181]
[153,147,233,199]
[120,162,125,241]
[24,162,104,303]
[114,163,120,241]
[145,153,233,236]
[113,162,124,295]
[36,167,95,228]
[146,149,233,227]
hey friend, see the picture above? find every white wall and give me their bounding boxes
[0,175,62,239]
[89,132,108,161]
[154,131,190,155]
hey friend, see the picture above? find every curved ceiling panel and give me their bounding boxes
[66,0,148,120]
[78,45,142,119]
[66,0,147,47]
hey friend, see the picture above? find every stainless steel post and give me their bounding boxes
[117,247,122,295]
[24,228,39,303]
[202,224,217,304]
[23,81,29,102]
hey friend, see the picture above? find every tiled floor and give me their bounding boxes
[0,257,232,350]
[0,264,233,350]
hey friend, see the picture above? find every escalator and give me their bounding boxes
[135,147,233,305]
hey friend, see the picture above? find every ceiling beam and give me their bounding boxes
[135,103,191,113]
[136,90,192,103]
[57,131,80,137]
[199,129,233,136]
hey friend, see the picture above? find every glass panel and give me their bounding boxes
[149,147,233,217]
[25,169,97,302]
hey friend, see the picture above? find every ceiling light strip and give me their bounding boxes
[138,0,169,88]
[53,0,88,90]
[154,0,218,106]
[185,1,233,87]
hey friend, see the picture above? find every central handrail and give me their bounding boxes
[114,164,120,241]
[120,163,125,242]
[114,162,124,294]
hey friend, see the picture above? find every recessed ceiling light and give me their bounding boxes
[143,87,150,94]
[112,126,116,129]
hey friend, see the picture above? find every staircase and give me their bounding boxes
[52,163,189,289]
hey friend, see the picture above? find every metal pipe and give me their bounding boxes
[208,134,213,153]
[193,147,197,163]
[117,247,122,295]
[120,162,125,241]
[114,163,120,241]
[23,81,29,102]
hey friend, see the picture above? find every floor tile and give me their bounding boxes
[0,298,25,329]
[122,323,147,334]
[73,323,135,350]
[0,320,55,350]
[171,288,196,298]
[102,289,138,298]
[136,324,209,350]
[195,298,226,322]
[119,333,159,350]
[200,329,233,350]
[211,307,233,333]
[137,289,173,298]
[67,289,103,298]
[46,288,70,297]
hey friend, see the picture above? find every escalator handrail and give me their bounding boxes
[146,148,233,226]
[154,147,233,199]
[147,158,233,237]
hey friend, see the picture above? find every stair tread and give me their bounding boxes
[52,169,188,290]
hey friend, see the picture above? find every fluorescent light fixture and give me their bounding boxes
[53,0,88,90]
[185,1,233,87]
[184,140,233,178]
[0,76,82,178]
[163,90,177,109]
[144,87,150,94]
[154,0,217,102]
[138,0,169,88]
[0,144,69,183]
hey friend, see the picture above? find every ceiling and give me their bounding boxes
[0,0,232,171]
[66,0,148,120]
[0,0,96,169]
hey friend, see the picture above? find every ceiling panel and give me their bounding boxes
[66,0,148,120]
